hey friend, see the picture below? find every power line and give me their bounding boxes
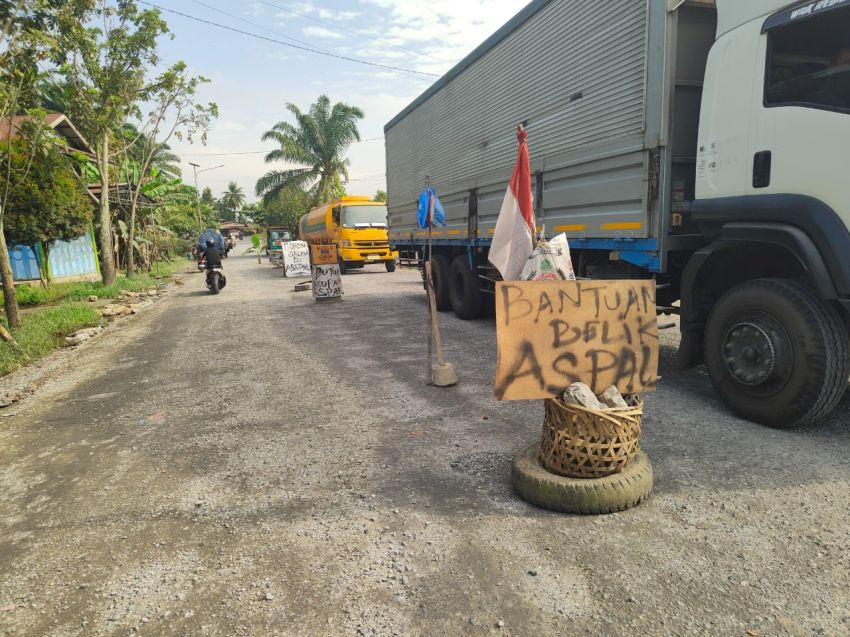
[255,0,447,65]
[138,1,439,78]
[180,136,385,157]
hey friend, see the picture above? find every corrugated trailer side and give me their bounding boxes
[386,0,669,246]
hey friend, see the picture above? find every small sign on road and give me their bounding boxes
[310,243,338,266]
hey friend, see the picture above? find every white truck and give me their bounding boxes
[384,0,850,428]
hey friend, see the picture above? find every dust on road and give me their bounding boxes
[1,249,849,637]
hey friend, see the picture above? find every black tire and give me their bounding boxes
[211,273,220,295]
[448,255,483,320]
[704,278,850,428]
[512,445,653,515]
[385,260,396,273]
[429,254,451,312]
[338,258,348,275]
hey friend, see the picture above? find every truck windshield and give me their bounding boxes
[342,205,388,228]
[765,7,850,114]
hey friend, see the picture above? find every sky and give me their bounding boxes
[147,0,524,202]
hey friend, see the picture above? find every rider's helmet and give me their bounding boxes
[206,239,215,247]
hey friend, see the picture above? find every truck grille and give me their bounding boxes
[355,241,389,248]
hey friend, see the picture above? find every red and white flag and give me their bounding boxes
[489,126,534,281]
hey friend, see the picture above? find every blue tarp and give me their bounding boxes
[417,186,446,228]
[198,229,224,250]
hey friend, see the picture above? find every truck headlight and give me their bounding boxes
[343,240,351,247]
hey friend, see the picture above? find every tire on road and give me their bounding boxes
[385,260,396,273]
[448,255,483,320]
[338,257,348,275]
[512,444,653,515]
[429,254,451,312]
[704,278,850,429]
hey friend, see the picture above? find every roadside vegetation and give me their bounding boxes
[0,257,187,377]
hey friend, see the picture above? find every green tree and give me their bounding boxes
[117,63,216,276]
[200,186,215,207]
[220,181,245,220]
[373,189,387,202]
[255,94,363,206]
[3,136,93,286]
[0,1,71,330]
[263,184,312,233]
[58,0,170,286]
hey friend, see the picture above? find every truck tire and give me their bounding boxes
[704,278,850,428]
[448,255,483,320]
[337,257,348,275]
[512,444,653,515]
[385,260,396,273]
[428,254,451,312]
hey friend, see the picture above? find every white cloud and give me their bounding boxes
[302,25,345,40]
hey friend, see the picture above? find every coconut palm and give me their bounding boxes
[119,123,181,181]
[255,94,363,205]
[220,181,245,219]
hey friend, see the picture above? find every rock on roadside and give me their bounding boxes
[65,326,104,346]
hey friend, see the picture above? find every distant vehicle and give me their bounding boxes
[265,226,292,252]
[384,0,850,429]
[299,196,398,274]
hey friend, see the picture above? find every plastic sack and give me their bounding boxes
[520,233,576,281]
[417,186,446,228]
[198,228,224,251]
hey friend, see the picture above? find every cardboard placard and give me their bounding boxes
[312,264,343,301]
[282,241,311,278]
[494,280,658,401]
[310,243,338,266]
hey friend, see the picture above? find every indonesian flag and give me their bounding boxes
[489,126,534,281]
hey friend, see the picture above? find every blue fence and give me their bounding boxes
[9,227,100,282]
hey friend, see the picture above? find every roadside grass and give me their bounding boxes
[7,258,189,308]
[0,258,189,378]
[0,303,100,377]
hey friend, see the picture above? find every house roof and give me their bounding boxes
[0,113,94,155]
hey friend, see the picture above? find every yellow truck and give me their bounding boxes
[298,196,398,274]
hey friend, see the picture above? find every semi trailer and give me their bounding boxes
[384,0,850,428]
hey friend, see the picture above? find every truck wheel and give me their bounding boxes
[448,255,482,320]
[512,444,653,514]
[704,278,850,428]
[428,254,451,312]
[385,260,396,273]
[337,258,348,275]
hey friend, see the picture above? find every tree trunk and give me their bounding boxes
[127,206,136,278]
[98,135,117,286]
[36,243,50,289]
[0,217,22,330]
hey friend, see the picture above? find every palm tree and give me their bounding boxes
[255,94,363,205]
[119,124,181,181]
[220,181,245,220]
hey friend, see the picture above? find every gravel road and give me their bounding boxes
[1,247,849,637]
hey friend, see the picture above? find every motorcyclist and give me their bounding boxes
[201,239,222,269]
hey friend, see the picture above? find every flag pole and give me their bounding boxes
[518,123,538,250]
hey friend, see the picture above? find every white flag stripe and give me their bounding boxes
[489,190,534,281]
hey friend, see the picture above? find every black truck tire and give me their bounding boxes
[428,254,451,312]
[337,257,348,275]
[512,445,653,515]
[448,255,483,320]
[704,278,850,429]
[385,260,396,272]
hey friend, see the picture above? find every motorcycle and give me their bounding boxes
[197,253,206,271]
[206,266,226,294]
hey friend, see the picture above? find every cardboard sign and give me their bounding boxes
[310,243,338,266]
[313,264,343,301]
[282,241,310,278]
[494,280,658,401]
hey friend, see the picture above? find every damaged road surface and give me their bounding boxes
[1,253,849,636]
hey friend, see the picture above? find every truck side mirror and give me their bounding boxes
[332,207,341,225]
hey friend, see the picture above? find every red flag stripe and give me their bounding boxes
[509,127,534,232]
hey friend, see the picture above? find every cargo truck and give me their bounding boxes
[298,196,398,273]
[384,0,850,428]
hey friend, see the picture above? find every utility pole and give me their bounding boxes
[189,162,224,231]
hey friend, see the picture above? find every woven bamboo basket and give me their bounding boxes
[540,395,644,479]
